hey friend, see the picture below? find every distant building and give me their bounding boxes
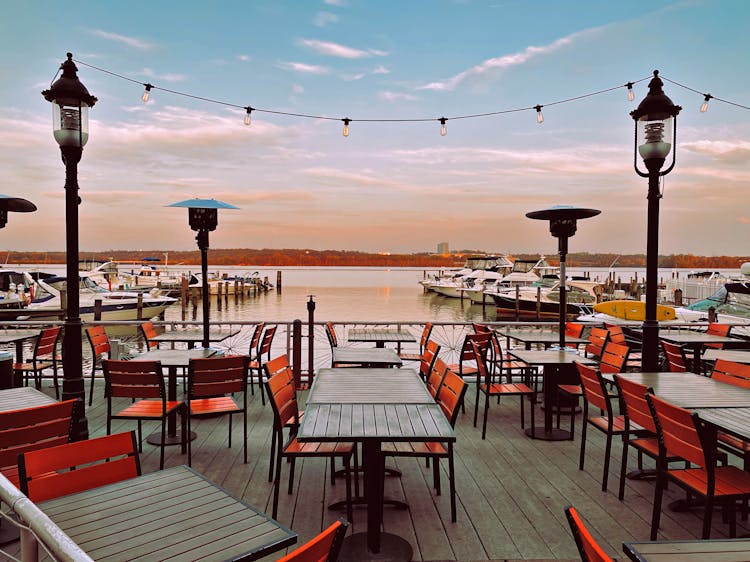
[437,242,449,255]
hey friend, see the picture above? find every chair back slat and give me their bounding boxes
[565,322,584,339]
[461,332,491,362]
[325,322,338,348]
[419,323,434,351]
[585,327,610,358]
[266,365,299,431]
[426,358,448,398]
[276,518,349,562]
[249,322,265,356]
[647,393,705,467]
[85,325,110,357]
[35,326,61,357]
[472,323,491,334]
[599,342,630,374]
[103,360,164,399]
[139,321,159,350]
[189,355,248,398]
[577,362,609,413]
[564,506,613,562]
[471,341,492,387]
[420,340,441,379]
[435,369,467,427]
[711,359,750,388]
[661,340,688,372]
[614,375,655,433]
[705,323,732,349]
[258,326,277,357]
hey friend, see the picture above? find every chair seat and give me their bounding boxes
[447,363,477,375]
[248,360,260,369]
[115,400,184,419]
[589,415,630,434]
[284,410,304,427]
[398,352,422,361]
[630,436,660,457]
[382,441,447,456]
[14,361,53,371]
[481,382,533,395]
[671,466,750,497]
[284,438,354,456]
[718,432,750,453]
[558,384,582,397]
[190,396,241,415]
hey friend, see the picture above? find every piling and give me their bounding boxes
[94,299,102,321]
[306,296,316,389]
[535,286,541,321]
[136,294,143,320]
[276,271,282,292]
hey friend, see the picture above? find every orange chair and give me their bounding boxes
[584,327,610,359]
[187,355,249,465]
[0,399,77,487]
[706,323,732,348]
[565,322,584,339]
[660,340,689,372]
[647,392,750,539]
[248,325,276,403]
[14,326,61,397]
[265,362,354,521]
[102,359,187,469]
[473,340,534,439]
[85,325,111,406]
[426,357,448,398]
[19,431,140,503]
[324,321,338,349]
[564,505,613,562]
[711,360,750,469]
[277,518,349,562]
[605,324,642,369]
[399,322,433,362]
[418,339,440,381]
[383,368,468,521]
[246,322,265,377]
[472,322,491,334]
[138,320,160,350]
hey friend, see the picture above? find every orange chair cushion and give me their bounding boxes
[482,382,533,395]
[114,400,183,419]
[190,397,241,415]
[382,441,447,456]
[284,438,354,456]
[13,361,53,372]
[671,466,750,497]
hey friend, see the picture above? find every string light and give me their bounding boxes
[141,83,153,103]
[534,104,544,124]
[342,118,350,137]
[627,82,634,101]
[244,106,254,126]
[700,94,712,113]
[439,117,447,136]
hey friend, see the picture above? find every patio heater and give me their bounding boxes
[168,199,239,348]
[42,53,97,441]
[631,70,681,372]
[526,205,600,348]
[0,195,36,229]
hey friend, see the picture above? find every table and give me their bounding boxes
[623,538,750,561]
[38,465,296,561]
[703,349,750,364]
[507,349,597,440]
[658,330,742,373]
[299,367,453,560]
[347,328,416,349]
[331,347,402,367]
[0,387,57,411]
[129,348,216,445]
[147,328,240,349]
[0,329,40,369]
[497,328,588,350]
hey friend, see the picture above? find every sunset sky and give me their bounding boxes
[1,0,748,256]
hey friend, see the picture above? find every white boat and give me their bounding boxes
[422,254,512,293]
[116,256,185,295]
[433,270,504,299]
[491,277,598,319]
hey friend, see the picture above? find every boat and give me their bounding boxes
[491,277,598,320]
[473,256,558,305]
[433,270,504,299]
[592,300,676,322]
[422,254,513,293]
[116,256,185,295]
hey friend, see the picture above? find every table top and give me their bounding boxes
[331,347,402,366]
[497,329,589,346]
[0,387,57,412]
[308,368,432,404]
[129,348,217,368]
[695,407,750,442]
[39,465,296,562]
[347,328,416,344]
[0,330,39,344]
[148,328,240,343]
[658,330,741,347]
[507,349,598,366]
[623,537,750,561]
[703,349,750,364]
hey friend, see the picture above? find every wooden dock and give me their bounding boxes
[6,378,745,561]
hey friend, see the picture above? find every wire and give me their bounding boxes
[662,75,750,111]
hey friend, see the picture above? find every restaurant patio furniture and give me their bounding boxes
[0,329,41,368]
[564,505,613,562]
[138,320,160,350]
[330,347,403,368]
[248,325,276,403]
[661,340,690,372]
[144,326,241,349]
[347,327,416,350]
[277,518,348,562]
[398,322,433,361]
[497,327,589,351]
[85,325,111,406]
[13,326,60,395]
[448,332,491,413]
[585,327,610,359]
[703,348,750,365]
[659,329,741,374]
[623,537,750,561]
[426,357,449,398]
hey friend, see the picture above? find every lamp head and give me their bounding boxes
[0,195,37,229]
[167,198,240,232]
[526,205,601,239]
[630,70,681,167]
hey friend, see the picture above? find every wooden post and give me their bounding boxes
[536,286,541,321]
[292,319,302,389]
[276,270,282,292]
[234,278,238,297]
[224,281,229,301]
[515,285,521,321]
[136,293,143,320]
[240,278,245,299]
[94,298,102,321]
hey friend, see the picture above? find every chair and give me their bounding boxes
[246,322,265,364]
[605,324,642,369]
[701,323,733,373]
[585,327,610,359]
[102,359,187,470]
[426,357,448,398]
[565,322,584,339]
[276,518,349,562]
[647,392,750,539]
[265,362,354,521]
[383,368,468,521]
[399,322,433,362]
[19,430,141,503]
[473,340,534,440]
[138,320,160,350]
[13,326,61,397]
[448,332,491,414]
[187,355,249,465]
[0,399,77,487]
[324,321,339,350]
[564,505,613,562]
[472,322,491,334]
[710,359,750,469]
[248,325,276,403]
[85,325,111,406]
[418,339,441,381]
[660,340,689,372]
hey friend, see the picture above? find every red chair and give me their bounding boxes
[248,325,276,403]
[138,320,160,350]
[564,505,613,562]
[276,518,349,562]
[85,325,111,406]
[399,322,433,362]
[647,393,750,539]
[14,326,61,397]
[418,339,440,381]
[711,360,750,469]
[605,324,642,369]
[585,327,610,359]
[426,357,448,398]
[660,340,689,372]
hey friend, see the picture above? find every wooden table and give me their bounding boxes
[129,348,216,445]
[0,387,56,412]
[497,328,588,350]
[623,538,750,561]
[38,465,296,561]
[658,330,743,373]
[703,349,750,364]
[347,328,416,349]
[147,328,240,349]
[0,329,40,366]
[507,349,597,440]
[299,367,452,560]
[332,347,402,367]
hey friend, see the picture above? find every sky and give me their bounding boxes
[1,0,748,256]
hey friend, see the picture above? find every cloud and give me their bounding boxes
[324,0,346,5]
[303,167,405,190]
[88,29,156,50]
[379,91,419,102]
[277,61,331,75]
[314,11,339,26]
[738,217,750,224]
[292,84,305,94]
[298,39,387,59]
[138,68,187,83]
[417,26,604,91]
[237,54,251,62]
[682,139,750,163]
[372,65,390,75]
[342,73,366,81]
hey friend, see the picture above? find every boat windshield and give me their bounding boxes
[686,283,750,319]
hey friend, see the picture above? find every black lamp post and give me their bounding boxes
[630,70,681,372]
[526,205,601,348]
[168,199,239,348]
[42,53,97,441]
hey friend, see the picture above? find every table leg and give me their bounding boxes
[146,365,195,446]
[14,341,23,365]
[525,365,572,441]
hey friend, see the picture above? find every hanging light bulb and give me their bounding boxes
[141,83,153,103]
[534,105,544,124]
[439,117,447,136]
[700,94,712,113]
[244,106,254,126]
[627,82,635,102]
[342,118,350,137]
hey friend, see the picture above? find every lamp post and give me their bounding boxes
[526,205,601,348]
[168,199,239,348]
[42,53,97,441]
[630,70,681,372]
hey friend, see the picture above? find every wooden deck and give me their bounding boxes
[7,375,748,562]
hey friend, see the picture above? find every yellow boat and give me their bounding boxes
[593,300,676,322]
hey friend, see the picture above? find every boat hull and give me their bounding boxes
[492,293,589,320]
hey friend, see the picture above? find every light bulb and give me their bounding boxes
[700,94,712,113]
[142,84,153,103]
[535,105,543,124]
[627,82,634,101]
[342,118,350,137]
[439,117,447,136]
[244,106,253,126]
[638,121,671,160]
